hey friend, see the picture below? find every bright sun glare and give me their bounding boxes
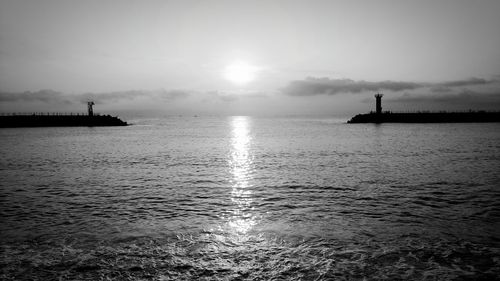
[223,60,258,85]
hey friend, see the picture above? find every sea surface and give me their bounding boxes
[1,116,500,280]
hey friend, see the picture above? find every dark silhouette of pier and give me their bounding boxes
[348,94,500,123]
[0,102,128,127]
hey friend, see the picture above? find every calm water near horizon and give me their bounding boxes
[1,116,500,280]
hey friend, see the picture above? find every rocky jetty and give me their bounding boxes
[0,114,128,128]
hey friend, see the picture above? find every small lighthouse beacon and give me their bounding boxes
[87,101,95,116]
[375,93,383,114]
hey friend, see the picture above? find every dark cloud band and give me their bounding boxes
[282,77,496,96]
[0,89,190,104]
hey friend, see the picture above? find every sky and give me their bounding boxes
[1,0,500,117]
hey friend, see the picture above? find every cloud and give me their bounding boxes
[203,91,268,103]
[0,89,71,103]
[386,89,500,107]
[80,89,190,104]
[430,86,453,93]
[244,91,268,98]
[282,78,420,96]
[429,78,496,93]
[283,77,497,96]
[200,91,234,103]
[157,89,190,100]
[0,89,190,104]
[79,90,146,103]
[438,77,491,87]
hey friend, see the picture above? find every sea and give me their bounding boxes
[1,116,499,280]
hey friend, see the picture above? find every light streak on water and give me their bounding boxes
[228,116,256,235]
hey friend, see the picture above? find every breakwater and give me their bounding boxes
[0,113,128,127]
[348,111,500,123]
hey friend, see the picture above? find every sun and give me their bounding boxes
[223,60,258,85]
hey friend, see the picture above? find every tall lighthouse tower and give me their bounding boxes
[375,93,383,114]
[87,101,95,116]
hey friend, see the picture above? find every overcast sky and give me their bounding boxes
[1,0,499,116]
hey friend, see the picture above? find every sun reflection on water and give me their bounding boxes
[228,116,255,235]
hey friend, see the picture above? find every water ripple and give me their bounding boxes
[1,118,500,279]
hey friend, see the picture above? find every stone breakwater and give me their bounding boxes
[0,114,128,127]
[348,111,500,123]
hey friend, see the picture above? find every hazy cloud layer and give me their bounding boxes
[0,89,71,103]
[0,89,190,104]
[386,90,500,107]
[2,78,499,116]
[283,77,497,96]
[0,89,273,115]
[80,89,190,104]
[203,91,268,103]
[438,77,491,87]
